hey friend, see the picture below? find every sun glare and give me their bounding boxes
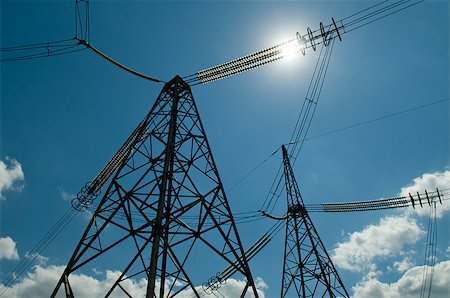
[280,41,300,59]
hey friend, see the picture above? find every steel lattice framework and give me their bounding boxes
[52,76,259,298]
[280,145,349,298]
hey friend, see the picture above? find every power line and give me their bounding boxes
[303,97,449,142]
[227,97,449,197]
[202,188,448,296]
[1,1,164,83]
[0,39,85,62]
[185,0,424,85]
[0,207,79,297]
[83,42,164,83]
[0,0,90,62]
[420,191,439,298]
[261,37,336,213]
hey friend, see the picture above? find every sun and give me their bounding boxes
[279,40,300,59]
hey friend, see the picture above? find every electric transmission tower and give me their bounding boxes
[280,145,349,298]
[52,76,259,297]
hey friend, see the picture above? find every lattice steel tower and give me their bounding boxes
[52,76,259,297]
[280,145,349,298]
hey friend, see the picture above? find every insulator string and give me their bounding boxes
[185,0,424,85]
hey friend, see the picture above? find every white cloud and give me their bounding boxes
[0,236,19,260]
[0,265,267,298]
[352,260,450,298]
[400,170,450,218]
[0,157,25,199]
[24,252,49,266]
[332,216,424,272]
[209,276,268,298]
[393,257,415,273]
[333,170,449,274]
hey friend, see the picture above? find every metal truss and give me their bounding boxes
[52,76,259,298]
[280,145,349,298]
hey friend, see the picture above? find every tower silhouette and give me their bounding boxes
[52,76,259,297]
[280,145,349,297]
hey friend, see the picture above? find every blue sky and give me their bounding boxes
[1,0,449,297]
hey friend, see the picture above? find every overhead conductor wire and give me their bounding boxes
[222,97,449,215]
[184,0,424,85]
[1,0,163,83]
[419,192,439,298]
[0,207,78,296]
[261,37,335,214]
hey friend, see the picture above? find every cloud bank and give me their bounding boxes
[1,265,267,298]
[332,215,424,272]
[352,260,450,298]
[332,170,450,297]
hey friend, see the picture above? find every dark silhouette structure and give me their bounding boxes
[280,145,349,298]
[52,76,259,297]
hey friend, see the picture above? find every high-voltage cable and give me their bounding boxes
[306,188,446,213]
[184,0,423,85]
[79,189,448,232]
[70,96,170,211]
[420,191,439,298]
[225,97,449,197]
[0,39,86,62]
[261,38,335,214]
[1,1,163,83]
[0,38,164,82]
[201,219,286,296]
[71,117,149,211]
[82,41,163,83]
[0,207,79,297]
[1,0,90,63]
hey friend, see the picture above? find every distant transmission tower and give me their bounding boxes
[52,76,259,297]
[280,145,349,298]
